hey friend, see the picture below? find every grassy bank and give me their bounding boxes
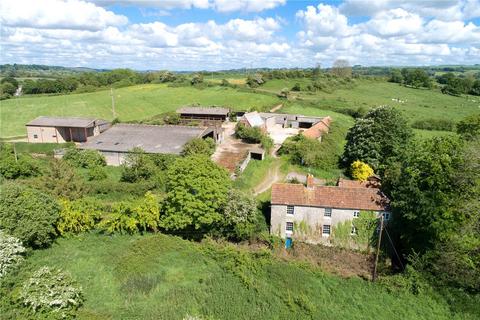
[4,233,477,320]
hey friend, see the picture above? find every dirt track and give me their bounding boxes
[253,160,282,195]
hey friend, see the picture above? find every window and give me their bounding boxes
[353,211,360,218]
[382,212,390,220]
[33,134,38,139]
[324,208,332,217]
[351,226,357,235]
[286,222,294,232]
[287,205,294,215]
[322,224,331,235]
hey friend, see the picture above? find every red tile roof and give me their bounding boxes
[271,183,389,211]
[337,178,380,189]
[302,116,332,139]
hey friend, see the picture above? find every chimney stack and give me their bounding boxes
[306,174,315,189]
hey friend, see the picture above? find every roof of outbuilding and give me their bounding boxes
[271,182,389,211]
[26,116,101,128]
[79,124,208,154]
[302,116,332,139]
[243,111,265,127]
[177,107,230,116]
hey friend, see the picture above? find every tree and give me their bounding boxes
[191,73,204,85]
[331,59,352,78]
[342,106,413,171]
[160,155,231,232]
[0,144,40,179]
[389,69,403,83]
[457,114,480,141]
[181,137,216,157]
[223,189,262,240]
[121,147,157,182]
[38,160,86,200]
[63,148,106,168]
[0,183,60,248]
[350,160,374,181]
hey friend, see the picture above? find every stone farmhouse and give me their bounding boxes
[270,175,390,245]
[80,123,219,166]
[26,116,110,143]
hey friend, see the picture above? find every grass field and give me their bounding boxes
[6,233,476,320]
[0,84,280,138]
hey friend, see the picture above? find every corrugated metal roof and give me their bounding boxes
[80,124,207,154]
[243,112,264,127]
[177,107,229,115]
[26,116,99,128]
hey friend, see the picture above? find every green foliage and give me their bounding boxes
[342,105,413,171]
[181,137,216,156]
[20,266,83,318]
[37,159,86,200]
[411,118,456,132]
[0,183,60,248]
[235,122,264,143]
[0,143,40,179]
[0,231,26,279]
[401,68,432,89]
[98,192,160,234]
[160,155,231,232]
[331,211,378,251]
[222,189,262,240]
[57,198,103,236]
[63,148,106,168]
[191,73,204,85]
[350,160,374,181]
[457,113,480,141]
[121,147,157,182]
[87,165,107,181]
[378,266,432,296]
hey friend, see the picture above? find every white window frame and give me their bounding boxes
[324,208,332,218]
[33,134,38,139]
[286,205,294,216]
[382,212,390,220]
[322,224,331,236]
[353,211,360,218]
[351,225,357,235]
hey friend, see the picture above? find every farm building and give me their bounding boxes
[177,106,230,122]
[80,124,219,166]
[270,175,390,245]
[302,116,332,141]
[26,116,110,143]
[239,111,271,131]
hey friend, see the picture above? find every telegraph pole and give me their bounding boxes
[110,87,116,119]
[373,215,384,282]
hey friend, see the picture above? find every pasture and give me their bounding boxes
[0,84,280,138]
[6,233,476,320]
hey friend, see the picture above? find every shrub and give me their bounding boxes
[411,119,455,132]
[0,144,40,179]
[37,160,87,200]
[222,189,263,240]
[57,198,103,236]
[0,231,26,278]
[121,147,158,182]
[457,114,480,141]
[20,266,83,318]
[350,160,374,181]
[235,122,263,143]
[63,148,106,168]
[87,165,107,181]
[0,183,60,248]
[181,137,216,156]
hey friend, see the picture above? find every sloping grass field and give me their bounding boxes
[7,233,477,320]
[0,84,280,138]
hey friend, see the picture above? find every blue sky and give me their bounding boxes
[1,0,479,70]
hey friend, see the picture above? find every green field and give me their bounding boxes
[0,84,280,138]
[6,233,476,320]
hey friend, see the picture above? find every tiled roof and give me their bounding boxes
[302,116,332,139]
[337,178,380,189]
[177,107,229,115]
[26,116,100,128]
[271,182,389,211]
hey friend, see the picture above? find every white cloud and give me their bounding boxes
[212,0,286,13]
[0,0,128,31]
[296,4,355,37]
[364,9,423,37]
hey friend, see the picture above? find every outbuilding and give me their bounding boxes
[177,106,230,122]
[26,116,110,143]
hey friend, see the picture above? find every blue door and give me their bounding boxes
[285,237,293,249]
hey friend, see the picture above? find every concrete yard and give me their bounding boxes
[266,123,301,145]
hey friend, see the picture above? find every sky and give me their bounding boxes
[1,0,480,71]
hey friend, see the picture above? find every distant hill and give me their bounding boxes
[0,64,110,78]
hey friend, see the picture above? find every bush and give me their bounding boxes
[121,148,158,182]
[20,266,83,318]
[235,123,263,143]
[411,119,455,132]
[37,160,86,200]
[87,165,107,181]
[0,183,60,248]
[350,160,374,181]
[57,198,103,236]
[0,231,26,278]
[63,148,106,168]
[0,144,40,179]
[222,189,263,240]
[181,137,216,156]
